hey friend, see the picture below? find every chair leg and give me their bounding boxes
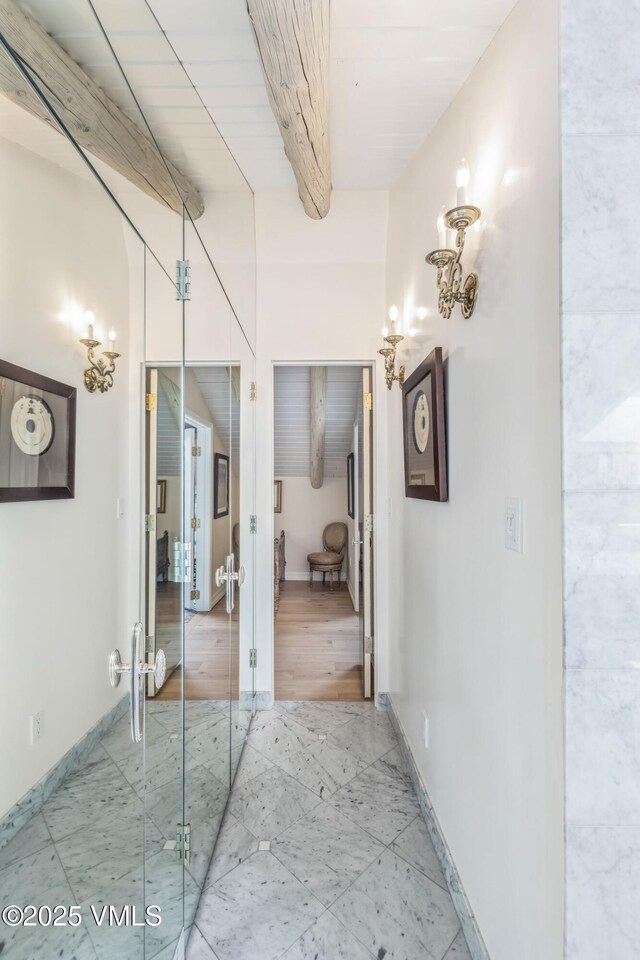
[309,567,313,587]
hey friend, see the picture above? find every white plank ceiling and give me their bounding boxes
[274,366,362,479]
[5,0,519,195]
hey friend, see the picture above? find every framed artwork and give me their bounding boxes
[274,479,282,513]
[156,479,167,514]
[347,452,355,519]
[0,359,76,503]
[213,452,229,518]
[402,347,448,502]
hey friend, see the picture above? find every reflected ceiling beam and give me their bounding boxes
[246,0,331,220]
[0,0,204,219]
[309,366,326,488]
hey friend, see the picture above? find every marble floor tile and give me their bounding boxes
[186,714,234,768]
[391,816,447,890]
[54,809,162,904]
[278,739,367,798]
[80,859,146,960]
[328,714,397,765]
[329,765,419,845]
[443,929,473,959]
[278,701,372,733]
[203,811,259,888]
[281,910,375,960]
[145,851,201,959]
[0,812,51,871]
[228,765,320,840]
[229,743,274,788]
[246,713,317,764]
[330,849,461,960]
[194,852,324,960]
[187,925,220,959]
[42,747,139,842]
[0,843,97,959]
[373,745,413,788]
[272,802,385,906]
[146,763,228,842]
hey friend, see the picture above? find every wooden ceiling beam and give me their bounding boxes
[309,366,327,488]
[247,0,331,219]
[0,0,204,219]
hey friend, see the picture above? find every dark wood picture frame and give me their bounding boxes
[347,452,355,518]
[0,359,76,503]
[274,479,282,513]
[156,479,167,514]
[401,347,447,502]
[213,452,230,518]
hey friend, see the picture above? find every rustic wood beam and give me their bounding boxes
[0,0,204,219]
[246,0,331,219]
[309,366,326,489]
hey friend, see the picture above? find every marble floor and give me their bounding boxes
[187,702,471,960]
[0,699,248,960]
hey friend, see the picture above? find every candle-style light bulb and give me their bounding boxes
[84,310,95,340]
[382,325,389,337]
[108,328,116,351]
[437,207,447,249]
[416,306,428,321]
[456,158,470,206]
[388,304,399,333]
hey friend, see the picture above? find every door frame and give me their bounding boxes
[270,360,376,699]
[184,409,213,613]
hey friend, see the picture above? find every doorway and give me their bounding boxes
[273,364,374,701]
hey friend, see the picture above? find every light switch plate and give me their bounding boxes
[505,497,524,553]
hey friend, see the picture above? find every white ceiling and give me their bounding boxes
[11,0,518,197]
[144,0,519,191]
[274,366,362,479]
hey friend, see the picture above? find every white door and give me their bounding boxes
[361,368,374,699]
[352,419,360,614]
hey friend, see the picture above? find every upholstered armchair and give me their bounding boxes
[307,522,348,590]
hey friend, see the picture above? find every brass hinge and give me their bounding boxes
[249,515,257,534]
[145,514,155,533]
[176,823,191,864]
[249,648,257,669]
[190,589,200,601]
[249,381,257,401]
[145,392,157,412]
[190,517,201,529]
[192,446,201,457]
[364,391,373,411]
[176,259,191,301]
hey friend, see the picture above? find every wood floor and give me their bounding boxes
[275,581,363,701]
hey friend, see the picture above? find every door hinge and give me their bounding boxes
[249,381,257,401]
[364,391,373,411]
[145,514,156,533]
[249,515,257,534]
[249,648,257,669]
[190,517,201,529]
[145,635,155,656]
[365,636,374,655]
[192,445,201,457]
[365,514,374,533]
[176,259,191,301]
[145,392,157,412]
[190,589,200,601]
[176,823,191,864]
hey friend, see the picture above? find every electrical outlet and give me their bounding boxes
[30,711,44,745]
[421,711,429,748]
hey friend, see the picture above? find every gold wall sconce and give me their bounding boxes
[425,160,481,319]
[79,312,120,393]
[378,305,405,390]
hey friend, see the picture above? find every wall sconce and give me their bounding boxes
[378,305,405,390]
[425,160,480,319]
[79,312,120,393]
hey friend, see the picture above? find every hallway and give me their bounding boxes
[189,702,469,960]
[275,583,363,701]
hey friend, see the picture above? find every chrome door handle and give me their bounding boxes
[215,564,227,588]
[108,623,166,743]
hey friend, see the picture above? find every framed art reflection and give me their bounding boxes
[214,452,229,518]
[402,347,447,502]
[0,359,76,502]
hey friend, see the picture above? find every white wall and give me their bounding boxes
[275,477,349,582]
[385,0,563,958]
[0,138,134,818]
[254,190,389,701]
